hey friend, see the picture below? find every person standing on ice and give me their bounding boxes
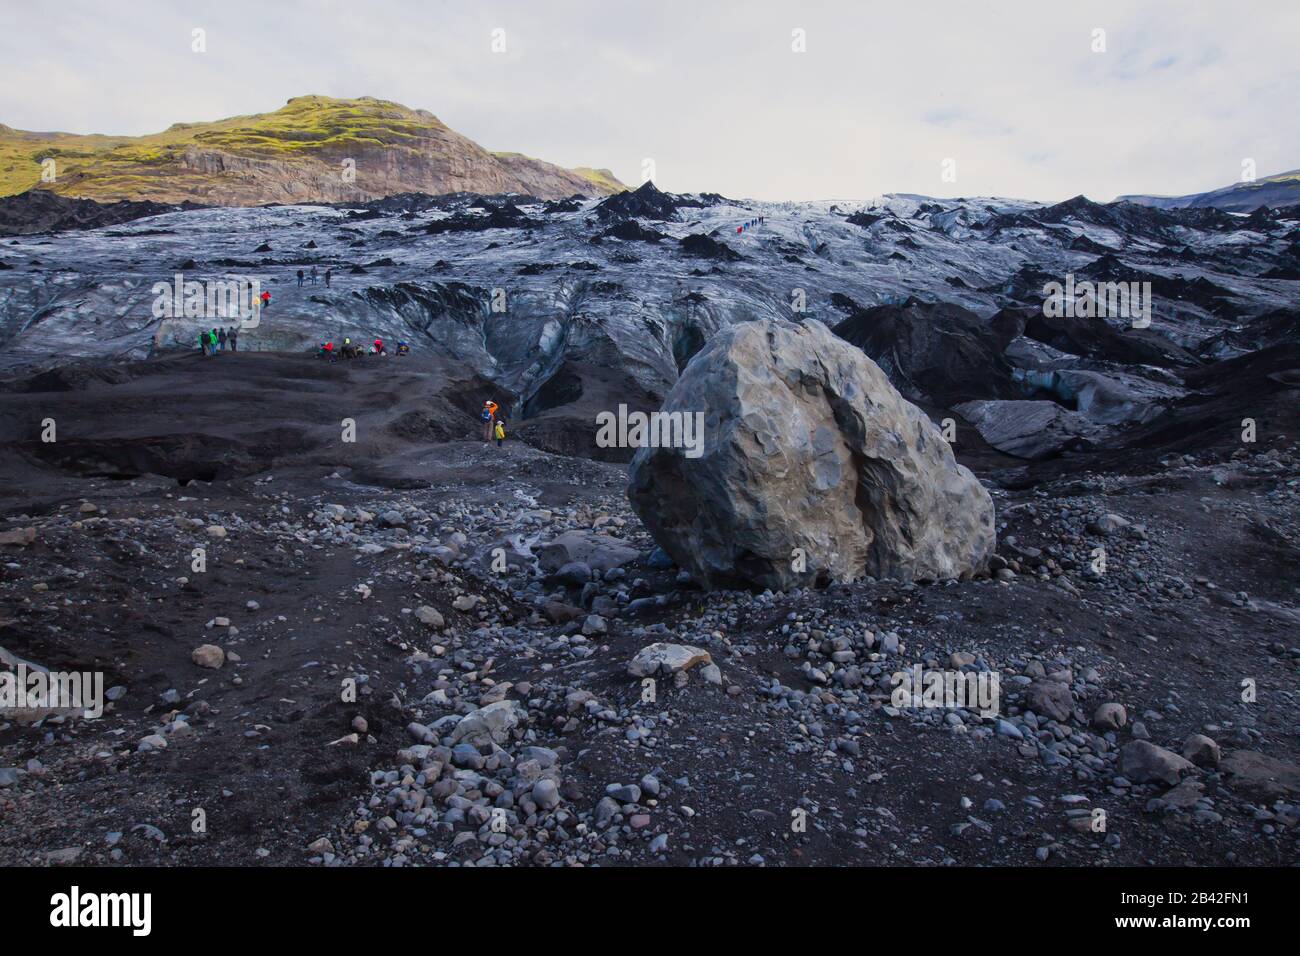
[297,269,304,287]
[481,400,499,441]
[198,329,208,355]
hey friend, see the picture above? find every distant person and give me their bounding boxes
[198,329,208,355]
[261,290,271,311]
[228,326,238,352]
[324,269,332,288]
[396,341,410,356]
[372,338,386,355]
[310,266,318,285]
[209,329,219,354]
[481,400,499,441]
[217,327,227,351]
[494,418,506,448]
[297,269,304,287]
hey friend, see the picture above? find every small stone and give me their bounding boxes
[191,644,225,669]
[1120,740,1196,785]
[0,527,35,546]
[606,783,641,803]
[1027,680,1074,723]
[1092,702,1127,730]
[532,779,561,811]
[415,606,444,628]
[1182,733,1221,768]
[627,642,712,678]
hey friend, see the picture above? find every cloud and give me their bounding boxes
[0,0,1296,201]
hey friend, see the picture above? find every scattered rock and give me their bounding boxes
[191,644,225,669]
[627,642,712,678]
[1120,740,1196,786]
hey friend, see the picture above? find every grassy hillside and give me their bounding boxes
[0,96,626,203]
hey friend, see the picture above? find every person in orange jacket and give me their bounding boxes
[481,400,499,441]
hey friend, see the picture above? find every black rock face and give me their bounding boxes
[593,180,718,222]
[0,189,196,237]
[832,296,1019,407]
[598,220,666,242]
[678,232,742,261]
[423,202,538,235]
[1023,311,1198,368]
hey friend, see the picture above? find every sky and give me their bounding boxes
[1,0,1296,203]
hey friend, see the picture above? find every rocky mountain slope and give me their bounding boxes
[0,96,625,205]
[1119,168,1300,212]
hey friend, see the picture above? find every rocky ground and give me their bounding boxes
[1,353,1297,867]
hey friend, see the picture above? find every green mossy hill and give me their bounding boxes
[0,96,626,203]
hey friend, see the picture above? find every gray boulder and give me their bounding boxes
[449,700,522,748]
[954,399,1094,460]
[536,530,638,574]
[1120,740,1196,786]
[627,319,995,591]
[627,642,712,678]
[1027,680,1075,723]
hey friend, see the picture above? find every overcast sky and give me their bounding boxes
[2,0,1296,202]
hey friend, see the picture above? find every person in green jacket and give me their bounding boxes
[209,329,219,354]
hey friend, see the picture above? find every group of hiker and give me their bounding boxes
[482,400,507,448]
[297,267,331,288]
[198,326,240,354]
[317,337,410,361]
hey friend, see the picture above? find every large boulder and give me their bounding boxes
[626,319,995,591]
